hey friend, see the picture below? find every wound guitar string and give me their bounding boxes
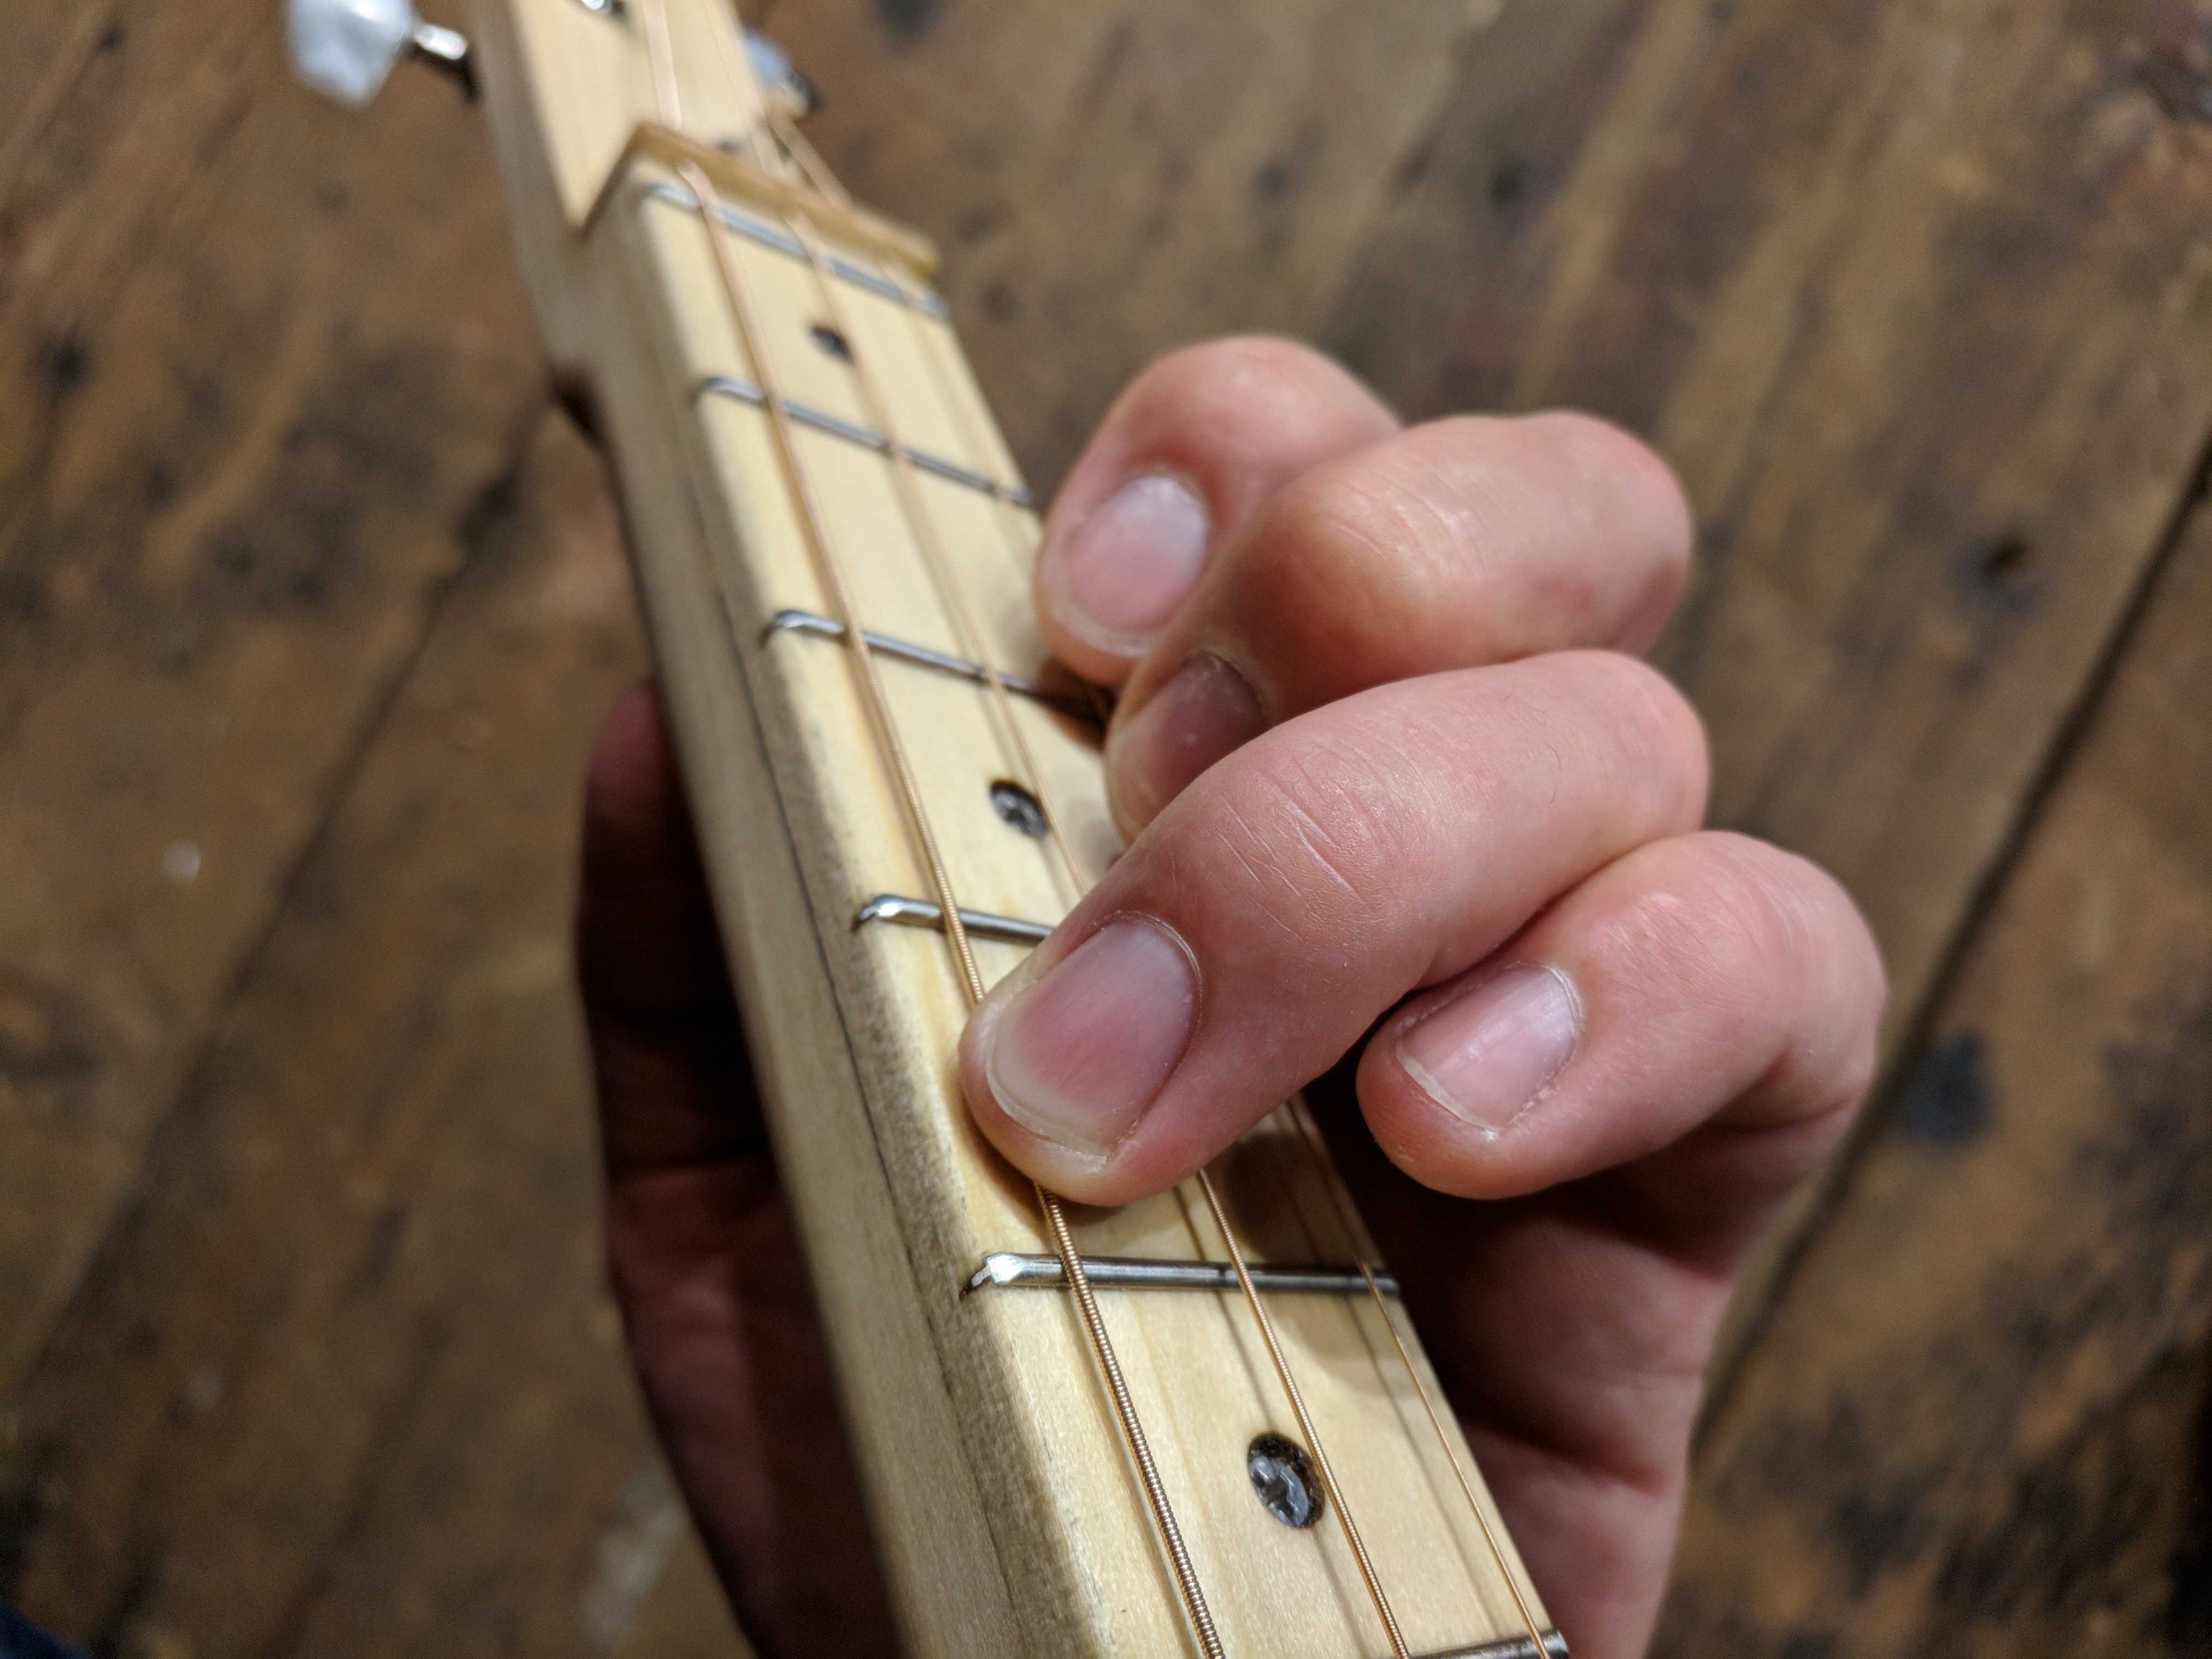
[647,48,1226,1639]
[766,157,1426,1650]
[815,198,1553,1658]
[754,117,1426,1649]
[816,231,1556,1651]
[676,153,1224,1657]
[634,12,1549,1651]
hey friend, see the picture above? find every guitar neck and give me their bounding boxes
[469,3,1558,1653]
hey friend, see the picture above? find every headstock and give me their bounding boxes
[287,0,807,224]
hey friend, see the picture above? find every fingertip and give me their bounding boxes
[1354,829,1886,1207]
[1520,410,1695,563]
[1693,832,1887,1121]
[1516,412,1695,654]
[1034,338,1399,684]
[1102,651,1266,836]
[1037,469,1213,681]
[1569,650,1713,830]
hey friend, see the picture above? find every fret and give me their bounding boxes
[699,374,1034,506]
[768,610,1093,719]
[853,893,1051,948]
[966,1253,1405,1299]
[645,177,952,317]
[1428,1639,1572,1659]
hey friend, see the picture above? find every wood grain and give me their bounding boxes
[1654,470,2212,1658]
[745,0,1496,495]
[1323,0,2212,1372]
[5,410,740,1658]
[0,0,547,1379]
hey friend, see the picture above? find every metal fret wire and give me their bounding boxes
[764,177,1226,1659]
[1285,1100,1550,1653]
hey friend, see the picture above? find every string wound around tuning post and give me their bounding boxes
[285,0,474,105]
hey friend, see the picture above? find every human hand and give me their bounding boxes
[579,340,1885,1659]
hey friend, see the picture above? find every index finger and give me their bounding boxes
[958,651,1708,1203]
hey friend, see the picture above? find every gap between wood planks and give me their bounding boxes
[3,395,534,1426]
[1696,418,2212,1449]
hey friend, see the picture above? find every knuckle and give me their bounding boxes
[1125,337,1383,444]
[1179,728,1414,952]
[1562,651,1711,819]
[1641,833,1886,1105]
[1525,410,1695,566]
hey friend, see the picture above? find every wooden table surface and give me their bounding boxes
[3,2,2209,1655]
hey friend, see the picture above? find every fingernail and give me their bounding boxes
[1107,653,1265,829]
[1041,473,1209,654]
[983,917,1199,1158]
[1397,963,1583,1135]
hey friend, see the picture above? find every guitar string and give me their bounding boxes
[641,8,1222,1649]
[704,0,778,170]
[768,105,856,209]
[781,209,1087,894]
[846,232,1237,1297]
[809,172,1413,1659]
[766,189,1230,1659]
[838,211,1314,1403]
[670,159,1224,1659]
[696,29,1502,1656]
[1196,1170,1411,1659]
[680,162,983,999]
[1284,1098,1550,1652]
[638,0,684,130]
[852,170,1545,1657]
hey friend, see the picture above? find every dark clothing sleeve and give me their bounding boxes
[0,1602,82,1659]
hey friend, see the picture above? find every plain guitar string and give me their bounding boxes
[771,138,1420,1657]
[633,21,1540,1651]
[763,154,1421,1654]
[754,111,1432,1648]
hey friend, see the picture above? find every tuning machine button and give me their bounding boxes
[286,0,475,107]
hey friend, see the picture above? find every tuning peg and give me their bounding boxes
[745,30,820,120]
[286,0,475,108]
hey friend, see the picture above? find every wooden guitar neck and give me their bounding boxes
[466,2,1561,1652]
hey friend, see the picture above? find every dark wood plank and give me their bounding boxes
[1656,480,2212,1657]
[1321,0,2212,1359]
[0,0,549,1378]
[4,411,741,1658]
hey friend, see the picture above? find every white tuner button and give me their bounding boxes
[287,0,415,107]
[287,0,470,107]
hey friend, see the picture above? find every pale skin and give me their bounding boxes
[578,339,1887,1658]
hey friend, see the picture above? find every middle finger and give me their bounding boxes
[1108,410,1693,831]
